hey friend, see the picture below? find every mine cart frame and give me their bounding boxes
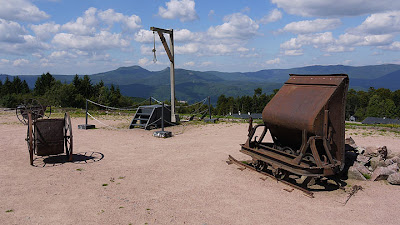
[240,74,349,178]
[17,99,73,165]
[26,112,73,165]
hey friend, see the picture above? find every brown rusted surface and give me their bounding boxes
[35,119,65,156]
[241,74,349,179]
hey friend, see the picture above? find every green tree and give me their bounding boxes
[34,72,56,96]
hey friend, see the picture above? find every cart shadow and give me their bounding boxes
[32,152,104,167]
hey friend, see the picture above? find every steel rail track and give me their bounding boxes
[228,155,314,198]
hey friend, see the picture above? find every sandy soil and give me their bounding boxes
[1,109,400,225]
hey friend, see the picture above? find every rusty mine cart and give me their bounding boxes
[230,74,349,195]
[16,99,73,165]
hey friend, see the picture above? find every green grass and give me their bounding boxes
[363,174,371,179]
[76,168,83,171]
[5,209,13,213]
[102,183,108,186]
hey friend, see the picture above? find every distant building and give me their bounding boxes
[230,113,262,119]
[177,100,187,104]
[362,117,400,125]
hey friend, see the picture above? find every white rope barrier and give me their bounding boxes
[87,99,138,111]
[87,112,120,130]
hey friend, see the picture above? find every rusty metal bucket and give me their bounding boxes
[241,74,349,177]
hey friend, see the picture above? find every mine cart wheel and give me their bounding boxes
[282,147,295,155]
[27,113,34,165]
[64,112,73,162]
[303,153,316,166]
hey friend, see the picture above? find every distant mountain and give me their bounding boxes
[2,64,400,103]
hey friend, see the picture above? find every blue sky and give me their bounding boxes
[0,0,400,75]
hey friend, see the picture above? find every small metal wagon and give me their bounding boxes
[16,99,73,165]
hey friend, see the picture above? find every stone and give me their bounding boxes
[370,157,385,171]
[378,146,388,159]
[347,166,367,181]
[388,172,400,185]
[370,164,399,181]
[355,146,365,155]
[365,146,379,156]
[345,137,356,146]
[353,162,371,175]
[356,155,370,165]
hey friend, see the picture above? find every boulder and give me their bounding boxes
[355,146,365,155]
[356,155,370,165]
[348,166,367,181]
[388,172,400,185]
[378,146,388,159]
[370,164,399,181]
[370,157,385,170]
[365,146,379,157]
[353,162,371,175]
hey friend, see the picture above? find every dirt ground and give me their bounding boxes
[1,109,400,225]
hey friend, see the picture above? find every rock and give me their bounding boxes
[370,157,385,170]
[353,162,371,175]
[365,146,379,157]
[384,158,395,166]
[370,164,399,181]
[355,146,365,154]
[388,172,400,185]
[378,146,388,159]
[347,166,367,181]
[356,155,370,165]
[345,137,356,146]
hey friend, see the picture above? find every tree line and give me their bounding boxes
[2,74,400,121]
[215,87,400,121]
[0,73,134,109]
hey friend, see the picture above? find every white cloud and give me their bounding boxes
[280,19,341,34]
[98,9,141,32]
[49,51,77,59]
[52,31,129,51]
[13,58,29,66]
[259,9,282,24]
[138,57,150,66]
[62,7,98,35]
[206,44,234,54]
[158,0,199,22]
[380,41,400,50]
[350,11,400,35]
[201,61,213,66]
[266,58,280,64]
[0,0,49,22]
[208,10,215,19]
[237,47,249,52]
[284,49,303,56]
[30,22,60,41]
[183,61,195,66]
[175,43,199,54]
[208,13,259,40]
[175,29,198,42]
[0,59,10,64]
[135,29,154,43]
[272,0,400,17]
[0,19,27,43]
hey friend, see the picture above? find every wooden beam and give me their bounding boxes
[157,31,174,63]
[150,26,172,34]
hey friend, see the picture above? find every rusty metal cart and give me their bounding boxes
[16,99,73,165]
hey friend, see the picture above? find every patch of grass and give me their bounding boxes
[102,183,108,186]
[5,209,13,213]
[119,206,124,209]
[76,168,83,171]
[146,208,151,211]
[110,177,115,182]
[240,161,249,165]
[363,173,371,179]
[118,176,125,179]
